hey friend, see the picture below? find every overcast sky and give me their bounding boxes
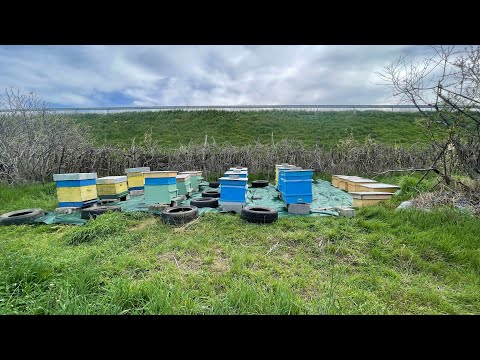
[0,45,435,107]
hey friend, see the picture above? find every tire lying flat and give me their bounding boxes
[241,206,278,224]
[202,190,220,198]
[190,197,219,208]
[251,180,269,188]
[209,181,220,188]
[81,205,122,220]
[0,208,45,226]
[162,205,199,225]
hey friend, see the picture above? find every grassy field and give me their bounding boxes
[72,110,428,148]
[1,174,479,314]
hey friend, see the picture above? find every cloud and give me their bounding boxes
[0,45,436,107]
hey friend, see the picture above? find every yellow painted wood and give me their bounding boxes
[56,185,97,202]
[347,181,378,192]
[353,198,387,207]
[332,177,339,187]
[127,175,144,188]
[143,171,178,178]
[127,172,143,178]
[97,182,128,195]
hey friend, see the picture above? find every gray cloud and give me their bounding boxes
[0,45,435,107]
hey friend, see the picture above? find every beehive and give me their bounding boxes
[176,174,193,196]
[275,164,293,188]
[350,192,394,207]
[278,166,301,194]
[96,176,128,200]
[125,167,150,191]
[345,178,378,192]
[178,171,203,191]
[279,169,313,205]
[144,171,178,205]
[219,176,248,203]
[356,183,400,193]
[53,173,98,208]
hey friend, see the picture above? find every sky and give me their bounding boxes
[0,45,436,108]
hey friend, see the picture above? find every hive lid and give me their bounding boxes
[360,183,400,189]
[143,171,178,178]
[176,174,191,181]
[347,178,377,183]
[97,176,127,184]
[53,173,97,181]
[219,176,248,182]
[179,171,202,175]
[125,167,150,173]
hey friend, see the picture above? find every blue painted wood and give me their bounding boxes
[280,169,314,205]
[219,177,248,203]
[144,177,176,185]
[58,199,98,208]
[128,186,144,191]
[55,179,96,187]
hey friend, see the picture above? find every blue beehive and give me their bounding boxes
[280,169,314,205]
[219,176,248,203]
[277,165,298,193]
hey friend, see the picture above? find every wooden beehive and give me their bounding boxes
[97,176,128,200]
[356,183,400,193]
[53,172,98,208]
[345,178,378,192]
[350,192,394,207]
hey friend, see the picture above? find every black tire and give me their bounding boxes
[81,205,122,220]
[202,190,220,198]
[162,205,199,225]
[0,208,45,226]
[209,181,220,188]
[251,180,269,188]
[241,206,278,224]
[190,197,219,208]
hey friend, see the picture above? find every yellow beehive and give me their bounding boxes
[350,192,394,207]
[345,178,378,192]
[97,176,128,197]
[125,167,150,190]
[56,185,97,203]
[356,183,400,193]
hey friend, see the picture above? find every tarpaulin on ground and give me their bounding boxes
[33,179,353,225]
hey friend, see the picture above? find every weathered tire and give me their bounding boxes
[209,181,220,188]
[162,205,199,225]
[202,190,220,198]
[251,180,269,188]
[0,208,45,226]
[81,205,122,220]
[190,197,219,208]
[241,206,278,224]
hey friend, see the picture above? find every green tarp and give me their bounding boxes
[33,179,353,225]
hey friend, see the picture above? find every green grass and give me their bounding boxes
[0,177,478,314]
[71,110,428,148]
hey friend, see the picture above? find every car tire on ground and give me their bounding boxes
[0,208,45,226]
[209,181,220,188]
[251,180,269,188]
[162,205,199,225]
[202,190,220,198]
[190,197,219,208]
[241,206,278,224]
[81,205,122,220]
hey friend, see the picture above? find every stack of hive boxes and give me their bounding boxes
[53,173,98,208]
[144,171,178,205]
[275,163,291,189]
[96,176,129,201]
[331,175,400,207]
[219,167,248,214]
[125,167,150,195]
[176,174,193,197]
[178,171,203,191]
[278,166,313,214]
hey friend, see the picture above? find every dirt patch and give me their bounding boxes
[130,218,157,231]
[157,252,202,272]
